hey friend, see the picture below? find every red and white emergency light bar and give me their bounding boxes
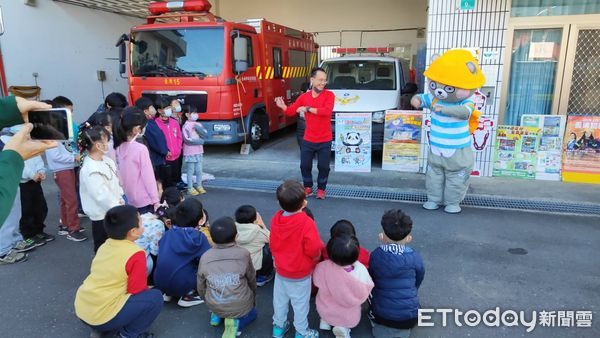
[332,47,395,55]
[148,0,212,15]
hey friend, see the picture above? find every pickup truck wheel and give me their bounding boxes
[250,114,264,150]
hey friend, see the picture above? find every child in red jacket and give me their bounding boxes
[270,180,324,338]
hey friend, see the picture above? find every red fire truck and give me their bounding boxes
[117,0,317,149]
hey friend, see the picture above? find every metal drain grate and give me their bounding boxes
[204,178,600,216]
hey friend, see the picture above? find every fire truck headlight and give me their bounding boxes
[372,111,385,123]
[213,124,231,132]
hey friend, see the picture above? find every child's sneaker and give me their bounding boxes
[316,189,326,200]
[272,320,290,338]
[177,291,204,307]
[67,231,88,242]
[194,186,207,194]
[294,329,319,338]
[59,225,86,235]
[256,272,274,287]
[12,238,42,253]
[35,232,56,243]
[319,319,331,330]
[210,312,222,326]
[332,327,351,338]
[162,294,172,302]
[0,251,27,265]
[188,188,199,196]
[58,225,69,236]
[223,318,240,338]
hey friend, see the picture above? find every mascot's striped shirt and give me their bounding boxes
[418,93,474,151]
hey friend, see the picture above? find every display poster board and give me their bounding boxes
[521,115,566,181]
[334,113,372,172]
[492,125,541,179]
[382,110,422,172]
[562,115,600,184]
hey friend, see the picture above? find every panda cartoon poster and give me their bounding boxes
[382,110,423,172]
[334,113,372,172]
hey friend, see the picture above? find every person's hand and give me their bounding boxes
[410,95,422,109]
[74,154,81,163]
[274,97,287,111]
[296,106,308,114]
[167,151,172,158]
[33,173,42,182]
[39,172,46,181]
[255,212,265,228]
[15,97,52,123]
[4,123,57,160]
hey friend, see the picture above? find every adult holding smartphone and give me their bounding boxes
[275,67,335,200]
[0,96,57,225]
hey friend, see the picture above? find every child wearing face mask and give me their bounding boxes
[79,125,125,252]
[114,107,160,215]
[154,97,183,188]
[171,99,184,125]
[182,105,208,195]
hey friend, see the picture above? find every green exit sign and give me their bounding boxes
[460,0,475,10]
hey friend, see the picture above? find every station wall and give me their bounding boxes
[210,0,427,56]
[0,0,141,122]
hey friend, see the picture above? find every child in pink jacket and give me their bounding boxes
[114,108,159,214]
[154,97,183,188]
[313,234,374,338]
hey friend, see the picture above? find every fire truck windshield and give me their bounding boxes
[323,61,396,90]
[130,27,224,77]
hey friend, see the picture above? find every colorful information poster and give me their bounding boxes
[562,115,600,184]
[492,126,541,179]
[334,113,372,172]
[521,115,566,181]
[382,110,422,172]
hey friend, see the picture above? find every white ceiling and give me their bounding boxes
[53,0,153,18]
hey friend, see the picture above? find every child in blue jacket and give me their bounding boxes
[369,209,425,338]
[154,198,211,307]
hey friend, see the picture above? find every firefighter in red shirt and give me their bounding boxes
[275,68,335,200]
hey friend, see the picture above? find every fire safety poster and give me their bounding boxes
[562,115,600,184]
[334,113,372,172]
[521,115,566,181]
[382,110,422,172]
[492,126,541,179]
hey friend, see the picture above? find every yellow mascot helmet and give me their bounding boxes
[423,49,485,90]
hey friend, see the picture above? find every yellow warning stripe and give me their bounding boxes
[256,66,262,80]
[267,67,274,79]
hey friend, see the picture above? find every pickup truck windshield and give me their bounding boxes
[324,61,396,90]
[130,28,224,77]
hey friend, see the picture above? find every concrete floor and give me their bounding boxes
[1,128,598,338]
[0,185,598,337]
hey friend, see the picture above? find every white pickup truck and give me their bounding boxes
[319,52,418,150]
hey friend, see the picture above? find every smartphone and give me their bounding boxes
[28,108,73,140]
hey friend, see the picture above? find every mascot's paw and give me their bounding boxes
[423,201,441,210]
[444,204,462,214]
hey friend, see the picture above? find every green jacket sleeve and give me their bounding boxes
[0,150,24,227]
[0,96,25,129]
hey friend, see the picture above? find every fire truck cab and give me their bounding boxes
[320,48,417,150]
[118,0,317,149]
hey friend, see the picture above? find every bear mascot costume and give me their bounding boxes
[411,49,485,213]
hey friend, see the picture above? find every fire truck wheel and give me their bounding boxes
[250,113,265,150]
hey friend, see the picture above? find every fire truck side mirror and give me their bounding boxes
[0,7,5,36]
[119,43,126,64]
[233,36,248,74]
